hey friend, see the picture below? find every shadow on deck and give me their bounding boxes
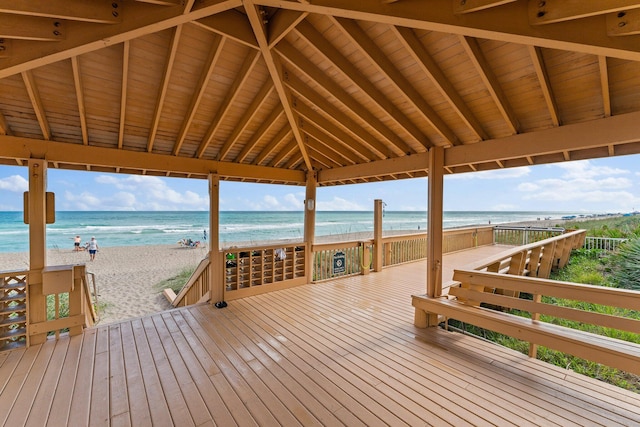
[1,245,639,426]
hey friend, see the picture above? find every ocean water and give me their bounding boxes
[0,210,575,253]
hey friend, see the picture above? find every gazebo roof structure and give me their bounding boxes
[1,1,640,186]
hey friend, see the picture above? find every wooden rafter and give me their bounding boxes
[243,0,312,170]
[217,78,274,160]
[194,10,259,49]
[528,45,560,126]
[459,35,520,135]
[197,50,260,159]
[598,56,611,117]
[70,56,88,145]
[233,106,284,163]
[0,0,122,24]
[118,41,130,149]
[607,9,640,36]
[147,24,183,153]
[333,17,455,148]
[267,138,298,167]
[299,121,360,165]
[454,0,517,14]
[528,0,640,25]
[21,70,51,140]
[173,35,225,156]
[283,71,391,160]
[318,151,430,184]
[255,0,640,61]
[304,136,348,167]
[276,41,409,157]
[253,126,292,166]
[295,102,375,162]
[295,20,428,150]
[393,25,489,142]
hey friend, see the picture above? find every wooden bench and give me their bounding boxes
[412,269,640,376]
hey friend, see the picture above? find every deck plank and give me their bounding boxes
[1,246,640,426]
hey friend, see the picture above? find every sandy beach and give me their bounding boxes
[0,243,209,325]
[0,215,602,325]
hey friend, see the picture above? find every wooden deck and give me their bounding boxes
[2,246,640,426]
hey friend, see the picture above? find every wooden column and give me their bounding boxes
[427,146,444,298]
[304,171,317,282]
[208,173,223,304]
[27,159,48,345]
[373,199,383,272]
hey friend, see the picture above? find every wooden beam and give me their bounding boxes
[455,0,517,14]
[21,70,51,140]
[254,0,640,61]
[295,20,429,150]
[276,41,408,157]
[197,49,260,159]
[444,110,640,167]
[173,35,225,155]
[0,38,9,58]
[528,0,640,25]
[299,120,360,165]
[118,41,130,149]
[598,56,611,117]
[0,0,242,79]
[459,35,520,134]
[393,25,488,142]
[333,17,454,148]
[0,0,122,24]
[0,135,306,183]
[0,15,65,41]
[427,146,444,298]
[244,0,312,170]
[216,78,274,161]
[318,152,429,183]
[194,9,259,48]
[607,8,640,36]
[528,45,560,127]
[267,138,298,167]
[148,24,183,153]
[71,57,88,145]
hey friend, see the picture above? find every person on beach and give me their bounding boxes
[73,235,81,252]
[88,236,99,261]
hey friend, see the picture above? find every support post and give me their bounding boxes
[427,146,444,298]
[373,199,383,271]
[208,173,223,304]
[304,171,317,283]
[27,159,48,345]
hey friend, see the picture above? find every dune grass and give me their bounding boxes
[155,267,197,294]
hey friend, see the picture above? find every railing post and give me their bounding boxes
[373,199,383,272]
[360,242,370,275]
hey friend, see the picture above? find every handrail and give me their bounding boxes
[81,272,97,326]
[170,254,211,307]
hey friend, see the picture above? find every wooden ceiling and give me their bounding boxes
[1,0,640,186]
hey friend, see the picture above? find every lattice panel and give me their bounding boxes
[0,273,28,351]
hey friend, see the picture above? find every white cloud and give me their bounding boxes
[0,175,28,192]
[317,196,366,211]
[556,160,629,179]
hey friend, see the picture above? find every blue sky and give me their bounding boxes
[1,154,639,213]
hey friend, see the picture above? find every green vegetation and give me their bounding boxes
[156,267,196,294]
[564,215,640,239]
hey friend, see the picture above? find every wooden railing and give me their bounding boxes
[494,226,565,246]
[169,255,211,307]
[224,243,306,300]
[381,234,427,267]
[29,264,96,343]
[312,240,372,281]
[0,269,28,352]
[412,229,640,375]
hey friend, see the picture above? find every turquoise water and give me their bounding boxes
[0,210,575,253]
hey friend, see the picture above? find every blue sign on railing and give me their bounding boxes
[333,251,346,274]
